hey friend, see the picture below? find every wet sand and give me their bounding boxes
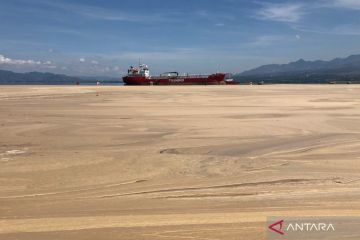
[1,85,360,239]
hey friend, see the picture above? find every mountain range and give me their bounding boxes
[0,69,121,85]
[0,70,81,84]
[233,54,360,84]
[240,54,360,76]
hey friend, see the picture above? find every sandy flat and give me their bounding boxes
[1,85,360,239]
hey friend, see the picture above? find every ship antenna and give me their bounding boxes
[217,64,221,73]
[139,57,141,67]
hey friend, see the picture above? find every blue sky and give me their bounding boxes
[1,0,360,76]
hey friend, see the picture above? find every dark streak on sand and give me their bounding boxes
[99,178,329,199]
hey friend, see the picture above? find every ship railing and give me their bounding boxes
[149,74,212,79]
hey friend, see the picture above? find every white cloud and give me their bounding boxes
[293,24,360,36]
[195,10,209,17]
[250,35,285,47]
[41,1,171,23]
[214,23,225,27]
[79,58,85,62]
[296,34,301,40]
[332,0,360,9]
[256,3,304,22]
[45,65,57,69]
[333,24,360,35]
[91,60,99,64]
[81,9,165,22]
[112,66,121,72]
[0,54,43,65]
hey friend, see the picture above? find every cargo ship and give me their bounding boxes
[123,64,237,85]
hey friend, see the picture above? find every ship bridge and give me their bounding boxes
[127,64,150,77]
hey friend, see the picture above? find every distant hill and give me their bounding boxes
[0,69,82,84]
[241,54,360,76]
[0,69,122,85]
[234,54,360,84]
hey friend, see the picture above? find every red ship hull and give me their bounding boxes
[123,73,228,85]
